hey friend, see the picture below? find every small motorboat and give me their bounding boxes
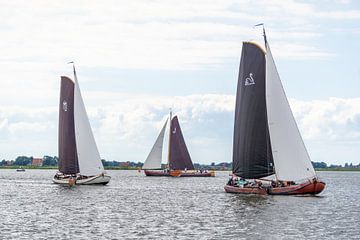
[16,168,26,172]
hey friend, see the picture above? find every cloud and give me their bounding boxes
[1,93,359,165]
[291,97,360,142]
[0,1,359,165]
[0,0,348,74]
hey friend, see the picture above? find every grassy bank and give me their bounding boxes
[0,165,58,170]
[316,168,360,172]
[3,166,359,172]
[0,166,140,170]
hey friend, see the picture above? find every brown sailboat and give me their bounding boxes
[143,111,215,177]
[224,25,325,195]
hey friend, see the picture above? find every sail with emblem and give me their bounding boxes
[143,119,168,170]
[169,116,195,170]
[58,76,79,175]
[232,41,274,179]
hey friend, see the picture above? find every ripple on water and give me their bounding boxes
[0,170,359,239]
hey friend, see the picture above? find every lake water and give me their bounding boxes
[0,170,359,239]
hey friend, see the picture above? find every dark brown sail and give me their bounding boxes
[232,42,274,179]
[169,116,194,170]
[58,76,79,174]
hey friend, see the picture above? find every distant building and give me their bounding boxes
[120,162,130,167]
[32,158,43,167]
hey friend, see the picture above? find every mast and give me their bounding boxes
[254,24,277,180]
[254,23,267,46]
[68,61,77,81]
[167,109,172,170]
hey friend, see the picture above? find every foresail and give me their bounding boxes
[265,43,316,181]
[169,116,194,170]
[232,42,274,179]
[143,119,168,169]
[74,75,104,176]
[58,76,79,174]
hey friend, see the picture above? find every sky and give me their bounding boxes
[0,0,359,165]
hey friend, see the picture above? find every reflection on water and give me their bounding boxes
[0,170,359,239]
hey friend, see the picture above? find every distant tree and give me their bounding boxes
[101,159,108,167]
[42,156,58,166]
[345,163,349,168]
[14,156,33,166]
[0,159,6,166]
[311,161,327,168]
[211,162,215,166]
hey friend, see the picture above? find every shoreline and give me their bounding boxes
[1,166,360,172]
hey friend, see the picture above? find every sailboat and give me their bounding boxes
[224,26,325,195]
[143,111,215,177]
[53,63,111,185]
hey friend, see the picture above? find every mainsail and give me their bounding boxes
[169,116,194,170]
[73,69,105,176]
[232,42,274,179]
[265,42,316,181]
[143,119,168,170]
[58,77,79,174]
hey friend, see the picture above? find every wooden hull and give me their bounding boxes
[268,180,326,195]
[144,170,215,177]
[52,174,111,185]
[224,184,267,195]
[225,179,326,195]
[144,170,170,177]
[177,171,215,177]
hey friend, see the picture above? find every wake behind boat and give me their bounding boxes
[53,63,110,186]
[224,26,325,195]
[143,111,215,177]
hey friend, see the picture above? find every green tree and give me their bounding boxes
[14,156,33,166]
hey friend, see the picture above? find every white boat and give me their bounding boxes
[53,63,110,185]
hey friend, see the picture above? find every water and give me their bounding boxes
[0,170,359,239]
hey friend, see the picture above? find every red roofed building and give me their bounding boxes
[32,158,43,167]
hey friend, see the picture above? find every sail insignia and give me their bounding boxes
[244,73,255,86]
